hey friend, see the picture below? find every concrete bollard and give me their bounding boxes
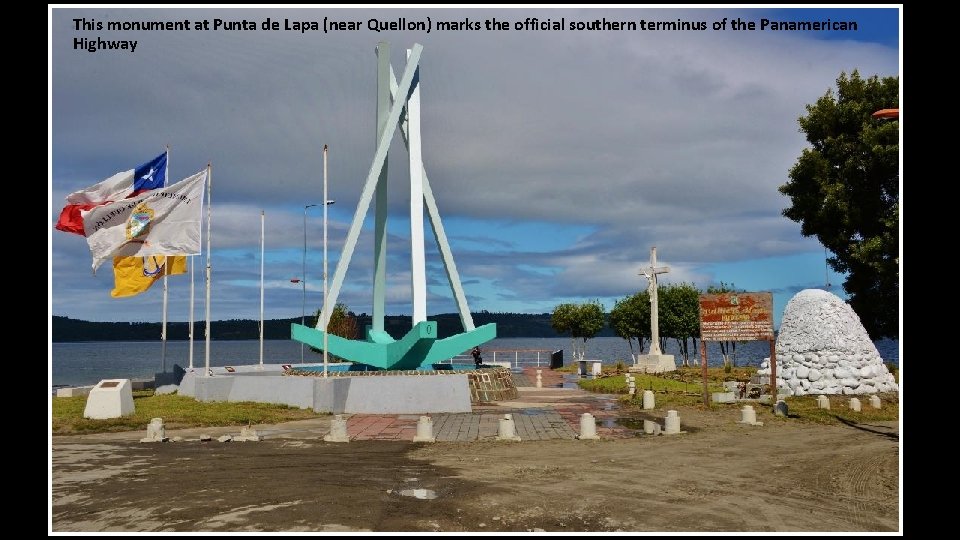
[140,417,167,443]
[412,416,436,442]
[627,375,636,396]
[738,405,763,426]
[576,413,600,440]
[664,410,681,434]
[496,414,521,441]
[536,369,543,389]
[642,390,655,410]
[774,400,788,417]
[817,395,830,410]
[642,420,661,435]
[849,397,862,412]
[869,395,881,409]
[324,414,350,443]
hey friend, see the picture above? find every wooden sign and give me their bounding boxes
[699,292,774,342]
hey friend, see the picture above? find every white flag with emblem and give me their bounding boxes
[82,169,207,271]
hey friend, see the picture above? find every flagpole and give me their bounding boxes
[188,255,195,369]
[204,163,212,376]
[161,144,170,374]
[161,272,168,373]
[259,210,265,368]
[323,144,329,379]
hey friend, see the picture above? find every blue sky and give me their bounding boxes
[49,6,900,329]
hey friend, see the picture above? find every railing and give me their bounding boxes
[439,349,562,370]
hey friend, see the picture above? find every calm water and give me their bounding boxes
[51,337,900,388]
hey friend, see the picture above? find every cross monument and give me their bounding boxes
[630,246,677,373]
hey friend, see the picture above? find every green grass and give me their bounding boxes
[52,390,325,435]
[779,393,900,425]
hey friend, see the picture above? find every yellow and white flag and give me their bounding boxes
[111,255,187,298]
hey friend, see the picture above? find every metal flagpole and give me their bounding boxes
[161,144,170,374]
[204,163,212,376]
[259,210,265,368]
[188,255,195,369]
[323,145,329,378]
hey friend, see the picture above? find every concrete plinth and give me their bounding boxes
[324,415,350,443]
[83,379,135,420]
[496,414,521,441]
[737,405,763,426]
[412,416,436,442]
[642,390,655,410]
[629,354,676,374]
[576,413,600,440]
[664,410,682,434]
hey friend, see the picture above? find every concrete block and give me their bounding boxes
[664,410,681,435]
[629,354,676,374]
[154,384,178,395]
[140,418,166,442]
[83,379,135,419]
[849,397,862,412]
[642,420,661,435]
[324,414,350,443]
[869,395,881,409]
[412,416,436,443]
[56,385,94,398]
[496,414,521,441]
[816,395,831,410]
[712,392,736,404]
[576,413,600,440]
[642,390,655,410]
[737,405,763,426]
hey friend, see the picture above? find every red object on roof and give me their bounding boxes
[872,108,899,119]
[290,278,301,283]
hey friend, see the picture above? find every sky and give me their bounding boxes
[49,5,901,329]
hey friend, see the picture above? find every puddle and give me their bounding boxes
[399,489,438,500]
[613,417,645,429]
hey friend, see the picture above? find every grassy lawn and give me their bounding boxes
[52,390,325,435]
[779,393,900,424]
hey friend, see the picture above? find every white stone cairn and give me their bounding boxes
[642,390,655,410]
[577,413,600,440]
[496,414,521,441]
[140,418,167,443]
[870,395,882,409]
[849,397,862,412]
[413,416,436,442]
[664,410,681,434]
[535,369,543,389]
[738,405,763,426]
[817,395,831,410]
[756,289,898,396]
[324,414,350,442]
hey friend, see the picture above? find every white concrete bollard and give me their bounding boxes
[412,416,436,442]
[536,369,543,389]
[774,400,788,417]
[576,413,600,440]
[664,410,681,435]
[738,405,763,426]
[849,397,862,412]
[643,419,656,434]
[140,418,167,443]
[642,390,655,410]
[496,414,522,441]
[817,395,831,410]
[869,395,881,409]
[324,414,350,443]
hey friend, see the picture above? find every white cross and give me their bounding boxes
[639,246,670,356]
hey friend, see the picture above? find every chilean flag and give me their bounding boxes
[55,152,168,235]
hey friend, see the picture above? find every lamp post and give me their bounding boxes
[302,204,318,364]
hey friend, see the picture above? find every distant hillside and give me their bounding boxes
[51,313,617,342]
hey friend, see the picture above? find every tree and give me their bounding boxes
[550,301,606,361]
[608,291,650,362]
[658,283,701,367]
[310,303,359,359]
[779,70,899,338]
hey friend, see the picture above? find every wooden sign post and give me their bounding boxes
[698,292,775,407]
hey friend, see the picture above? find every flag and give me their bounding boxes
[111,255,187,298]
[83,169,206,271]
[56,152,168,235]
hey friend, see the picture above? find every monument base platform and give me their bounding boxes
[629,354,677,374]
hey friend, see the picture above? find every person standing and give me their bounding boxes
[471,346,483,369]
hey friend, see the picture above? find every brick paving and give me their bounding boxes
[332,368,641,442]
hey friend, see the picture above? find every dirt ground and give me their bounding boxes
[51,404,900,533]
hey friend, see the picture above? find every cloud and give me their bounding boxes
[51,7,898,321]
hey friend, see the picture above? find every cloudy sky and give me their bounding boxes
[49,6,900,328]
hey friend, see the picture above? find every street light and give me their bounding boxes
[302,200,336,364]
